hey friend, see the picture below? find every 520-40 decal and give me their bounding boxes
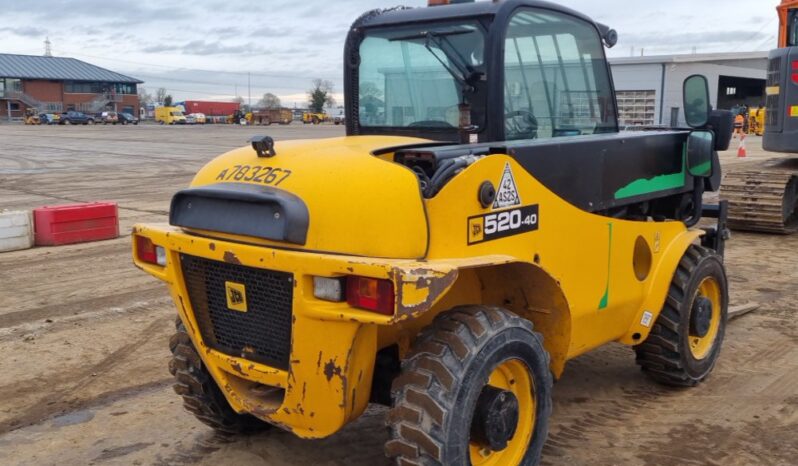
[468,205,539,245]
[215,165,291,185]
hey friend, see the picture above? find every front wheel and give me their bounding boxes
[386,306,552,466]
[635,245,728,386]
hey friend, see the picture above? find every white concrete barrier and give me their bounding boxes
[0,210,34,252]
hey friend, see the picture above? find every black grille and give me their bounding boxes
[766,57,782,127]
[766,95,781,127]
[180,254,293,370]
[767,57,782,87]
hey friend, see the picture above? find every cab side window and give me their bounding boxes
[504,9,617,140]
[789,10,798,47]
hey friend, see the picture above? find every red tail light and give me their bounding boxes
[346,276,395,315]
[791,60,798,85]
[135,235,165,266]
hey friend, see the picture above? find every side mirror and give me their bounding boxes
[683,75,711,128]
[687,130,714,177]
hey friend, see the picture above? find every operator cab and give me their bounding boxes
[345,0,729,239]
[766,1,798,152]
[344,0,619,143]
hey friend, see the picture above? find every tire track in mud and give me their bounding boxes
[0,241,127,270]
[541,381,676,463]
[0,141,211,165]
[542,317,798,465]
[0,315,172,434]
[152,407,392,466]
[0,185,169,216]
[0,287,168,329]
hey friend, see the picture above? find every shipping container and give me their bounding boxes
[179,100,241,117]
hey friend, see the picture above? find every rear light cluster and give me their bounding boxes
[136,236,166,266]
[313,275,395,315]
[792,60,798,85]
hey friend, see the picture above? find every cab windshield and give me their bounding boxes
[357,21,485,129]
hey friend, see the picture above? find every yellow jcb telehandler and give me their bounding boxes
[302,111,327,124]
[133,1,734,464]
[23,108,40,125]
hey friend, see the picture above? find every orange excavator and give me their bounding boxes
[722,0,798,233]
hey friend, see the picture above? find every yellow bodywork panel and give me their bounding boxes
[425,155,699,361]
[132,135,703,438]
[187,136,430,259]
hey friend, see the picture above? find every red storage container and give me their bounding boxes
[182,100,240,116]
[34,202,119,246]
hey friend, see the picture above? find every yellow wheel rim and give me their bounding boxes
[469,359,535,466]
[688,277,722,360]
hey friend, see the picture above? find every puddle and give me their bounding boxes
[51,409,95,428]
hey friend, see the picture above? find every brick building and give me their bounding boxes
[0,53,143,120]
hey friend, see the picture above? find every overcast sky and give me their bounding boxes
[0,0,781,106]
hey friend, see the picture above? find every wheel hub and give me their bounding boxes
[690,296,713,337]
[470,385,520,452]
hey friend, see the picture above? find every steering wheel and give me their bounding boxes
[505,109,538,139]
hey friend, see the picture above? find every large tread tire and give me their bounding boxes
[386,305,553,466]
[169,320,270,435]
[634,244,728,386]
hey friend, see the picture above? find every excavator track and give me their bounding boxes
[722,162,798,234]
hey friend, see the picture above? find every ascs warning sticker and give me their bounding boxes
[468,205,539,245]
[493,163,521,209]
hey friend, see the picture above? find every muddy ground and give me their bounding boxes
[0,124,795,465]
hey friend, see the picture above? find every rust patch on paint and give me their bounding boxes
[223,251,241,264]
[394,268,458,321]
[323,358,343,382]
[230,361,247,376]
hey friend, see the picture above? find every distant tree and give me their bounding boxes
[360,81,383,100]
[156,87,168,104]
[163,95,173,107]
[137,87,153,106]
[307,79,335,113]
[359,81,384,119]
[258,92,281,109]
[232,96,249,112]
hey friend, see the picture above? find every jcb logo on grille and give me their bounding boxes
[225,281,248,312]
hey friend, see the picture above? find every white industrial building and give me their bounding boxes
[609,51,768,127]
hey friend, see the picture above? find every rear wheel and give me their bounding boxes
[635,245,728,386]
[386,306,552,466]
[169,320,271,434]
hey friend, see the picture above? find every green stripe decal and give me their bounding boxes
[690,160,712,177]
[614,144,687,200]
[598,222,613,310]
[614,171,685,199]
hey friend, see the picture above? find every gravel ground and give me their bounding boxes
[0,124,795,465]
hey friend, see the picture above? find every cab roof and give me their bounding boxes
[355,0,597,29]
